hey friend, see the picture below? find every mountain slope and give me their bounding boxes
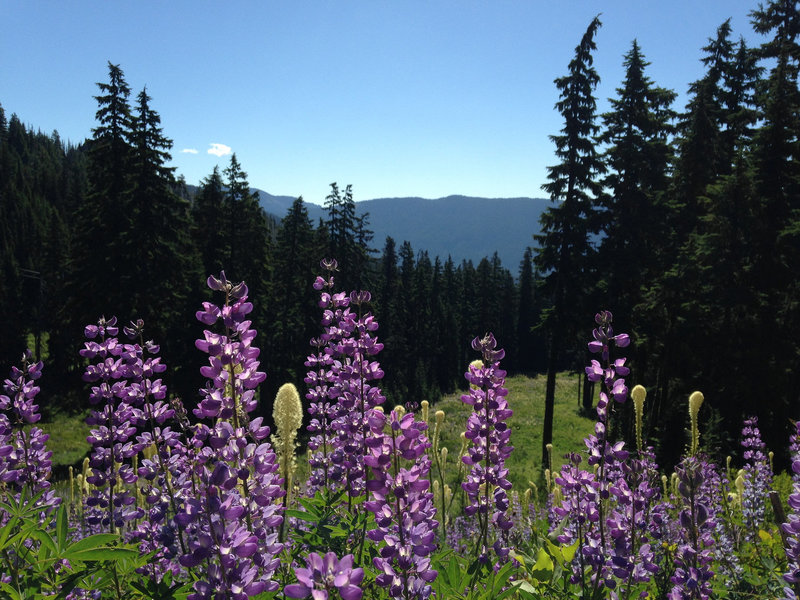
[355,195,547,267]
[254,190,548,268]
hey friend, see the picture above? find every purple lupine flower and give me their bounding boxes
[284,552,364,600]
[461,333,513,562]
[304,260,386,501]
[781,421,800,598]
[0,350,59,513]
[107,319,192,581]
[559,312,631,589]
[604,448,663,589]
[330,289,386,500]
[553,311,667,594]
[698,456,741,585]
[177,273,284,599]
[81,317,145,533]
[740,416,773,539]
[365,409,438,599]
[305,261,350,494]
[447,515,482,556]
[669,457,715,600]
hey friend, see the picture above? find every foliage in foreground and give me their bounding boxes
[1,262,799,600]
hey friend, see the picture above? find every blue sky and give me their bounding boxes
[3,1,764,204]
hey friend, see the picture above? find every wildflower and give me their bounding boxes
[461,333,513,561]
[669,457,715,600]
[689,391,704,457]
[273,382,303,492]
[0,350,58,512]
[179,273,284,598]
[365,409,438,598]
[632,385,646,453]
[781,421,800,596]
[284,552,364,600]
[81,317,145,533]
[740,416,772,538]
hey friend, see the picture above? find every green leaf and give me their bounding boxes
[284,509,318,522]
[0,515,19,551]
[0,582,23,600]
[530,547,554,582]
[31,527,57,561]
[55,504,69,551]
[64,533,122,554]
[63,546,138,563]
[545,539,577,567]
[511,580,539,594]
[491,561,516,594]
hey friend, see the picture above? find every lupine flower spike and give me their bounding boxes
[461,333,513,563]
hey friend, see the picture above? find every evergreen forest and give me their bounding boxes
[1,3,799,476]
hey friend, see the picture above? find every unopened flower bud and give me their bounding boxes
[421,400,429,423]
[273,383,303,435]
[435,410,445,425]
[552,484,563,505]
[735,473,745,497]
[689,391,704,456]
[632,385,646,452]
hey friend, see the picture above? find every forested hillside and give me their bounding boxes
[1,1,798,471]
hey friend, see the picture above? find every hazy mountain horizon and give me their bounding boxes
[252,189,548,268]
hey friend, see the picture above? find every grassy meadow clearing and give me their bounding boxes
[43,371,594,499]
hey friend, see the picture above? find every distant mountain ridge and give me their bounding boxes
[253,189,548,268]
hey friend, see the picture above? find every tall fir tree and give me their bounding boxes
[747,0,800,457]
[516,247,543,375]
[534,16,604,468]
[597,39,676,372]
[222,154,273,337]
[192,166,228,276]
[128,86,201,394]
[61,62,135,375]
[267,197,321,396]
[323,182,374,290]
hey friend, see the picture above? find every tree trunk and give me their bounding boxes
[582,373,594,413]
[541,335,559,470]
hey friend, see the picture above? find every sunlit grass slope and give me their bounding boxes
[428,371,594,493]
[41,372,593,493]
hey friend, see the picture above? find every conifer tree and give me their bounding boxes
[128,87,200,391]
[516,247,543,375]
[747,0,800,453]
[222,154,272,332]
[534,16,604,468]
[268,197,320,390]
[376,236,401,399]
[597,40,676,341]
[192,166,227,276]
[439,257,463,392]
[63,62,135,365]
[323,183,374,290]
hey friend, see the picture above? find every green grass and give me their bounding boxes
[290,371,595,509]
[40,372,594,498]
[426,371,594,495]
[35,412,92,476]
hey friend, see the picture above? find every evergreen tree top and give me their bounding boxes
[542,15,605,205]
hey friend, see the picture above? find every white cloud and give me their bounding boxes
[181,148,199,154]
[207,143,232,157]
